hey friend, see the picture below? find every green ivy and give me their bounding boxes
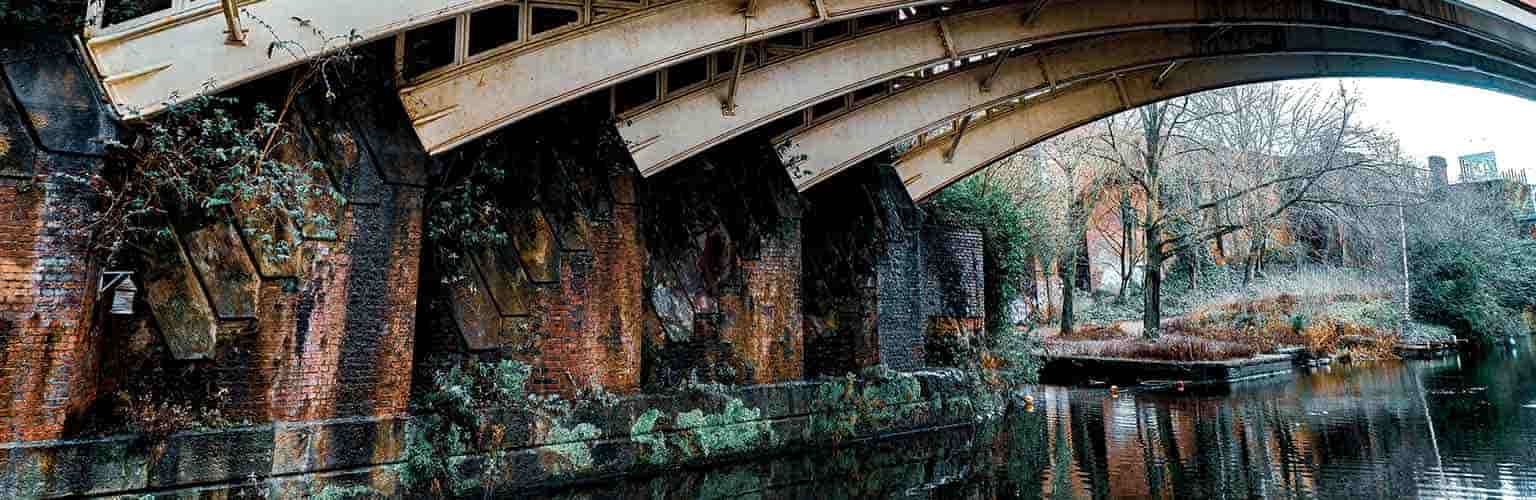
[81,95,342,268]
[426,141,511,285]
[401,359,550,497]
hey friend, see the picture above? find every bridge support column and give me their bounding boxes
[802,160,928,374]
[0,37,115,442]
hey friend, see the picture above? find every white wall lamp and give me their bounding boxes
[99,271,137,316]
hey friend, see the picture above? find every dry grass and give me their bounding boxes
[1047,282,1403,363]
[1057,324,1129,341]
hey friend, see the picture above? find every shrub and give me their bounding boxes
[402,359,559,497]
[1407,202,1536,343]
[77,94,345,269]
[1046,336,1259,362]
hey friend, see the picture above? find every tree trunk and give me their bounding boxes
[1117,194,1132,302]
[1255,237,1268,277]
[1187,248,1200,291]
[1242,231,1260,286]
[1398,206,1411,328]
[1143,240,1163,339]
[1060,254,1076,336]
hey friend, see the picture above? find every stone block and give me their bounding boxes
[477,249,532,317]
[510,208,561,283]
[233,199,306,278]
[556,210,593,251]
[449,276,504,351]
[142,232,219,360]
[180,222,260,319]
[2,36,115,157]
[271,417,407,476]
[610,170,639,205]
[0,81,36,178]
[145,427,274,489]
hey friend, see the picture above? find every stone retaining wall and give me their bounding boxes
[0,370,976,498]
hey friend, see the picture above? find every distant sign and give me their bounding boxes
[1459,152,1499,182]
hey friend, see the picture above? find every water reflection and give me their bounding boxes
[983,336,1536,499]
[542,337,1536,499]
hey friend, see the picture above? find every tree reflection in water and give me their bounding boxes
[536,337,1536,499]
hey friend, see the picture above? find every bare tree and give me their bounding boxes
[1037,129,1110,334]
[1090,82,1391,338]
[1088,179,1144,302]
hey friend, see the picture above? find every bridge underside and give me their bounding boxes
[82,1,1536,187]
[784,24,1536,199]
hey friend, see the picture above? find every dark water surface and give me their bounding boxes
[997,338,1536,500]
[546,337,1536,499]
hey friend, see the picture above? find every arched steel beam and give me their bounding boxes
[892,54,1536,202]
[620,0,1536,177]
[396,0,953,154]
[85,0,510,117]
[782,25,1536,191]
[80,0,1536,150]
[404,0,1536,156]
[82,0,948,118]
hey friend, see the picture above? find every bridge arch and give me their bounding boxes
[74,0,1536,171]
[780,24,1536,194]
[617,0,1536,178]
[886,54,1536,201]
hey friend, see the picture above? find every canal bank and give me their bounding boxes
[529,335,1536,499]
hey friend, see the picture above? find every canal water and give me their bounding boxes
[544,336,1536,499]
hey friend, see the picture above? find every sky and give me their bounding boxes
[1338,77,1536,183]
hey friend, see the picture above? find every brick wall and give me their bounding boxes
[920,225,986,320]
[872,165,928,372]
[717,220,804,384]
[420,101,646,398]
[919,225,986,366]
[0,43,435,439]
[641,138,805,388]
[0,37,110,442]
[801,161,927,375]
[525,197,645,396]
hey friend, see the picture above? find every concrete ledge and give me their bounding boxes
[1396,341,1464,359]
[1039,353,1299,386]
[0,416,408,498]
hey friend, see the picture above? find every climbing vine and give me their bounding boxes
[402,359,573,497]
[426,141,511,285]
[924,175,1045,338]
[78,95,341,267]
[71,20,364,268]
